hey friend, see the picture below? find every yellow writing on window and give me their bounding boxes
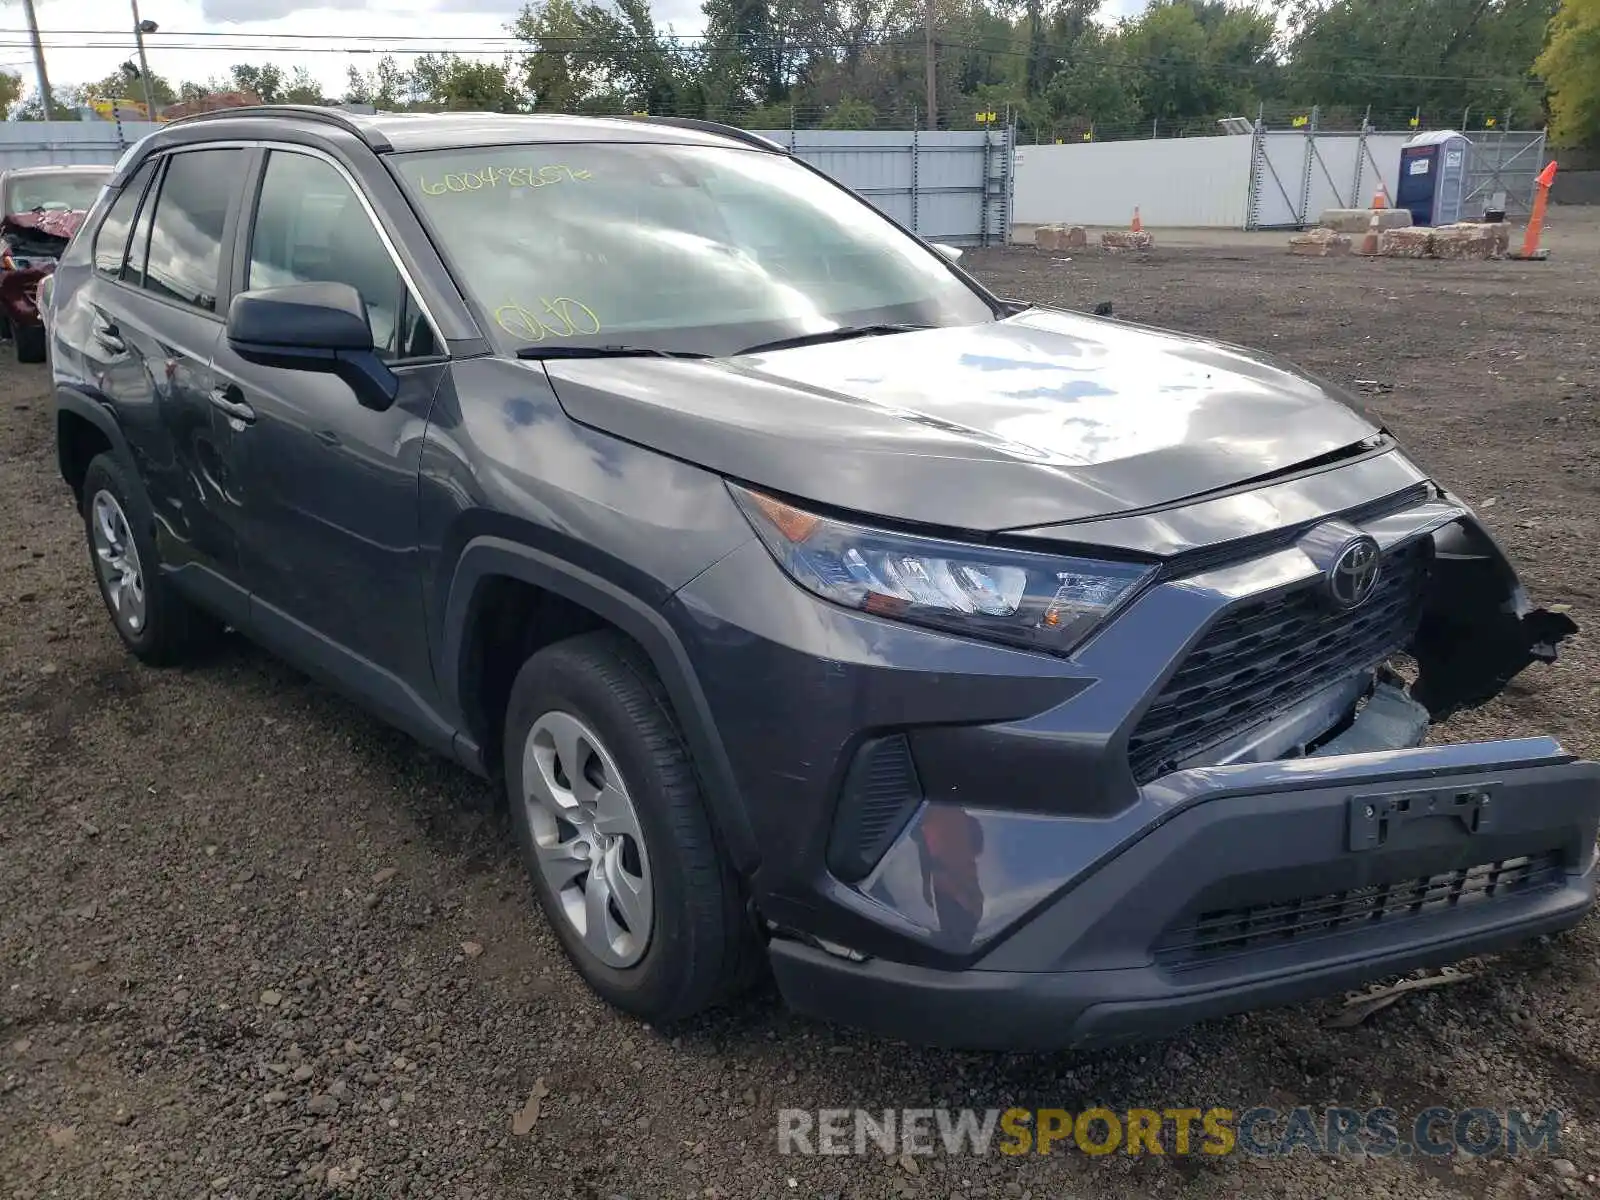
[494,297,602,342]
[420,164,594,196]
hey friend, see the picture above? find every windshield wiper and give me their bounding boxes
[732,323,933,356]
[515,344,711,361]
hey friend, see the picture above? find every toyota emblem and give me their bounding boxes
[1328,536,1382,609]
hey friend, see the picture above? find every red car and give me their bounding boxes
[1,164,111,362]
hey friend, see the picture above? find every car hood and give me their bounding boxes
[2,209,87,242]
[543,307,1382,532]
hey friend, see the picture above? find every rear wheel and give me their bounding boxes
[14,322,46,364]
[504,631,757,1021]
[81,453,220,664]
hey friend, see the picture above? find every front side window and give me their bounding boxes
[393,143,994,356]
[248,151,435,360]
[141,149,247,313]
[92,161,155,278]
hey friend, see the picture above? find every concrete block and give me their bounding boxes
[1288,228,1351,257]
[1318,208,1413,234]
[1034,224,1062,251]
[1379,227,1433,258]
[1062,225,1088,249]
[1100,229,1154,251]
[1431,222,1511,259]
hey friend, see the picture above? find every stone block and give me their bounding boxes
[1431,222,1511,259]
[1061,225,1088,249]
[1318,207,1413,234]
[1288,228,1351,256]
[1379,227,1433,258]
[1100,229,1154,251]
[1034,224,1062,252]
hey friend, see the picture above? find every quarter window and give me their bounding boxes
[247,151,436,360]
[141,149,246,313]
[92,161,155,279]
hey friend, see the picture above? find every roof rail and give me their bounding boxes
[620,115,786,153]
[161,104,392,153]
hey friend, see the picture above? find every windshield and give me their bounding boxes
[394,142,996,356]
[4,171,109,215]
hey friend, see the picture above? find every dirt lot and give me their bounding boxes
[4,220,1600,1200]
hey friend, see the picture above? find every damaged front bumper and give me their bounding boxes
[772,737,1600,1049]
[757,492,1596,1049]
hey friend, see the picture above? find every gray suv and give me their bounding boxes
[45,107,1597,1049]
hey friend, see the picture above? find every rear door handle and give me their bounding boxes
[92,317,124,355]
[209,384,256,424]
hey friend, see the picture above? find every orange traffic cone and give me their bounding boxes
[1358,210,1381,256]
[1372,188,1387,210]
[1131,207,1143,233]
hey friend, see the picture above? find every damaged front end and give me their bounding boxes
[1,211,81,330]
[1171,501,1579,775]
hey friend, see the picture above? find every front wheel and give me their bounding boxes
[503,631,757,1021]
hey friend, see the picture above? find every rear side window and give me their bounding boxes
[141,149,247,313]
[93,161,155,278]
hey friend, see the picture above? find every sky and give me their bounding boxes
[2,0,1147,102]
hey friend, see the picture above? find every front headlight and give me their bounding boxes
[730,485,1154,656]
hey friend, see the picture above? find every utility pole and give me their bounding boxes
[923,0,936,131]
[21,0,53,120]
[131,0,157,119]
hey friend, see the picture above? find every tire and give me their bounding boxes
[504,631,757,1022]
[14,321,46,364]
[80,452,221,665]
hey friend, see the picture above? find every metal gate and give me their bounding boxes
[1246,112,1546,229]
[1462,130,1548,219]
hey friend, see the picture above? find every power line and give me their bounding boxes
[0,33,1546,88]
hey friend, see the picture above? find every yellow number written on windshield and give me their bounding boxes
[494,297,602,342]
[419,164,594,196]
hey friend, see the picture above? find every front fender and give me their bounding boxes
[439,535,759,872]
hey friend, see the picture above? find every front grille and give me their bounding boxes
[1127,538,1431,783]
[1157,852,1566,964]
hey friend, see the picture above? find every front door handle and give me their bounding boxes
[209,384,256,424]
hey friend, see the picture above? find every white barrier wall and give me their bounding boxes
[1013,135,1254,229]
[0,122,161,172]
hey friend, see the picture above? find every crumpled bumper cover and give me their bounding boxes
[770,740,1600,1050]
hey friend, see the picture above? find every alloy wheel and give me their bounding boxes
[89,490,146,635]
[521,710,653,968]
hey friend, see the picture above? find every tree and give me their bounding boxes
[84,62,178,111]
[820,95,876,126]
[514,0,687,113]
[1537,0,1600,147]
[410,54,523,111]
[1282,0,1552,126]
[0,69,21,119]
[344,55,409,109]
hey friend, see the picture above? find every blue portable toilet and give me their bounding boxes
[1395,130,1472,226]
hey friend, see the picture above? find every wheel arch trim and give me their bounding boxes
[54,387,147,507]
[440,536,759,873]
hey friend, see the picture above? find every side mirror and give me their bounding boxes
[931,243,964,262]
[226,282,398,411]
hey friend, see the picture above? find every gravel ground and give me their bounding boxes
[4,219,1600,1199]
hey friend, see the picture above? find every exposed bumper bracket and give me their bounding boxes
[1347,782,1498,851]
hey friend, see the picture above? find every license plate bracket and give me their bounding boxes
[1347,783,1499,851]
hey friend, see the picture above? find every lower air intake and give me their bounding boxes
[826,734,924,883]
